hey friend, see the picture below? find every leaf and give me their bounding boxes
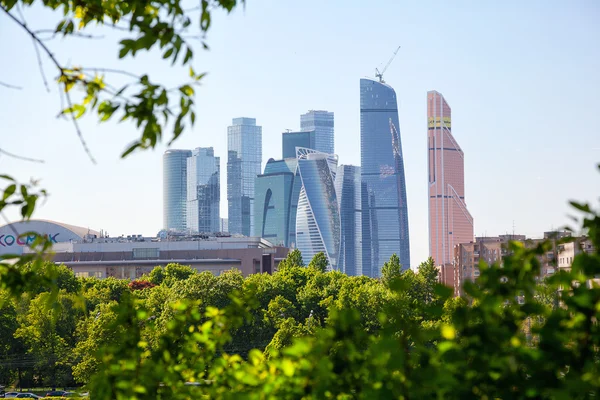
[183,48,193,64]
[569,201,591,214]
[179,85,194,97]
[3,184,16,200]
[162,47,174,59]
[121,142,141,158]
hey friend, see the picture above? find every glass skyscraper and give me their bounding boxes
[253,158,301,247]
[295,148,340,271]
[163,149,192,231]
[227,117,262,236]
[282,130,315,159]
[300,110,334,155]
[360,78,410,276]
[335,165,362,276]
[427,90,473,267]
[187,147,220,233]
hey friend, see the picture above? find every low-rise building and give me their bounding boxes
[450,231,586,297]
[1,220,289,279]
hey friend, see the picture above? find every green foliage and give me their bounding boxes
[278,248,304,269]
[308,252,328,273]
[1,0,242,159]
[381,252,402,286]
[146,263,197,286]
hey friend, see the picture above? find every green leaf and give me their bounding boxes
[163,47,174,59]
[121,142,141,158]
[569,201,591,214]
[3,184,16,200]
[183,48,193,64]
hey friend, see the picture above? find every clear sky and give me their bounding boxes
[1,0,599,266]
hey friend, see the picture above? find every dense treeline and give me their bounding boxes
[0,252,441,388]
[1,216,598,399]
[0,189,599,398]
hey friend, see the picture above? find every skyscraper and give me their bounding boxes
[360,78,410,276]
[253,158,301,246]
[295,147,340,270]
[187,147,220,233]
[282,130,315,159]
[227,117,262,236]
[163,149,192,231]
[427,91,474,267]
[335,165,362,276]
[300,110,334,155]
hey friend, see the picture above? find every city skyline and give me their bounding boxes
[2,1,598,267]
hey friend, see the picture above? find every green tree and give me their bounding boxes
[278,249,304,269]
[381,253,402,286]
[146,263,197,286]
[308,252,328,273]
[14,291,82,386]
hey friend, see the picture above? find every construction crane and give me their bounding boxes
[375,45,401,83]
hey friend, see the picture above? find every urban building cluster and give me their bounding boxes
[163,76,414,277]
[1,71,590,291]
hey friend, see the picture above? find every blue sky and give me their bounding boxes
[1,0,599,265]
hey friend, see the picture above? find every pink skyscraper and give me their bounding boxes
[428,91,474,268]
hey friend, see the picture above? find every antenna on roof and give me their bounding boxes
[375,45,401,83]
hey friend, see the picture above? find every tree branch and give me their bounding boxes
[0,148,45,163]
[32,39,51,93]
[34,29,105,40]
[81,67,140,80]
[0,81,22,90]
[1,6,96,164]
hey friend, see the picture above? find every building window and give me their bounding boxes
[133,248,159,259]
[75,271,90,278]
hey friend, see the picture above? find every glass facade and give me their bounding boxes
[295,148,340,271]
[187,147,220,233]
[360,78,410,276]
[163,149,192,231]
[300,110,334,155]
[427,91,473,266]
[282,130,314,159]
[335,165,362,276]
[253,158,300,246]
[227,118,262,236]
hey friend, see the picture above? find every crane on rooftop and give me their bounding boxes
[375,45,401,83]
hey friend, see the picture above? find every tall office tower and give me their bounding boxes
[295,148,341,271]
[253,158,301,246]
[227,117,262,236]
[335,165,362,276]
[163,149,192,231]
[300,110,334,155]
[360,78,410,277]
[427,91,473,267]
[186,147,220,233]
[282,130,315,159]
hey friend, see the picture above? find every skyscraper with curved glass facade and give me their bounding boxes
[163,149,192,231]
[227,117,262,236]
[295,147,340,271]
[253,158,301,247]
[360,78,410,276]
